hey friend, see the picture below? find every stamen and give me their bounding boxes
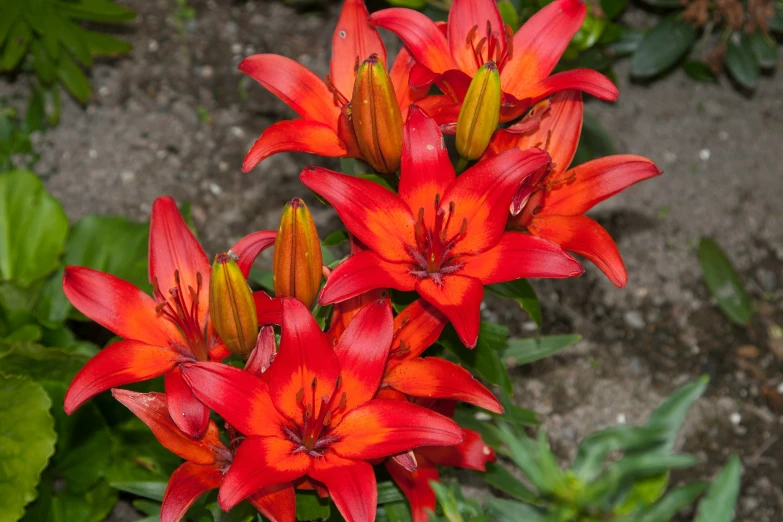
[466,25,478,46]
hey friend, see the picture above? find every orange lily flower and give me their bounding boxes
[180,298,464,522]
[300,105,583,348]
[369,0,619,125]
[484,91,662,287]
[63,196,275,438]
[239,0,425,172]
[112,389,295,522]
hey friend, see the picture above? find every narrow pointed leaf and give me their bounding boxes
[698,238,753,326]
[694,454,742,522]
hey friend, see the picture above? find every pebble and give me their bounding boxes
[699,149,711,161]
[730,412,742,425]
[120,171,135,183]
[88,149,98,159]
[623,310,646,329]
[616,413,626,424]
[148,39,159,53]
[208,182,222,196]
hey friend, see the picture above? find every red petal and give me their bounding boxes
[500,0,586,98]
[242,119,346,173]
[219,436,310,511]
[300,167,416,263]
[529,214,628,287]
[330,399,463,460]
[320,251,417,304]
[384,358,502,413]
[392,451,418,472]
[398,106,455,232]
[268,298,341,423]
[527,69,619,106]
[370,8,455,74]
[310,455,377,522]
[149,196,210,328]
[165,366,211,439]
[415,275,484,349]
[331,0,387,98]
[390,299,447,361]
[334,299,393,410]
[229,230,277,278]
[111,389,226,465]
[390,47,429,120]
[386,460,438,522]
[542,155,662,216]
[64,340,179,414]
[239,54,339,127]
[460,231,583,284]
[248,484,296,522]
[254,291,283,326]
[417,428,496,471]
[62,266,180,347]
[245,326,276,377]
[416,95,462,128]
[327,289,386,341]
[448,0,506,75]
[441,147,551,256]
[161,462,223,522]
[180,362,284,437]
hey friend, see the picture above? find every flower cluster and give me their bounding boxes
[62,1,661,521]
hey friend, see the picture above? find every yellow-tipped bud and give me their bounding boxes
[456,61,501,161]
[351,53,403,174]
[209,252,258,355]
[273,198,323,309]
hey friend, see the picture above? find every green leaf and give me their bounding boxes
[0,343,89,382]
[55,0,136,23]
[498,1,520,32]
[439,322,512,395]
[638,0,682,7]
[385,0,428,8]
[323,229,349,247]
[747,31,777,69]
[573,425,667,480]
[570,15,607,52]
[0,2,23,46]
[80,29,132,56]
[487,280,541,329]
[0,375,57,522]
[382,501,412,522]
[630,482,708,522]
[0,171,68,287]
[56,52,91,103]
[605,27,644,56]
[588,454,698,498]
[770,4,783,32]
[1,20,32,71]
[630,16,697,79]
[643,376,708,453]
[572,113,617,166]
[724,33,760,90]
[31,40,57,84]
[22,479,118,522]
[599,0,628,19]
[613,473,669,515]
[377,480,406,504]
[295,490,330,520]
[483,462,540,503]
[698,238,753,326]
[486,498,543,522]
[682,61,716,82]
[694,454,742,522]
[501,334,581,367]
[59,20,93,66]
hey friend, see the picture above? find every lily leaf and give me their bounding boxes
[630,16,697,79]
[501,334,582,367]
[487,279,542,329]
[439,322,512,395]
[694,454,742,522]
[724,33,759,90]
[698,238,753,326]
[295,490,330,521]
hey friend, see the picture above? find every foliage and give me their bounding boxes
[698,237,753,326]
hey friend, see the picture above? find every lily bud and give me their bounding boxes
[273,198,323,308]
[351,53,403,174]
[209,252,258,355]
[456,61,501,161]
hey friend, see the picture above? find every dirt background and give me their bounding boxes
[1,0,781,520]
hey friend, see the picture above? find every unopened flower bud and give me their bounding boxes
[456,61,501,161]
[351,53,403,174]
[273,198,323,308]
[209,252,258,355]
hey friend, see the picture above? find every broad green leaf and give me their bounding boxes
[605,27,644,56]
[22,478,118,522]
[683,61,716,82]
[694,454,742,522]
[0,342,89,382]
[55,0,136,23]
[323,229,349,247]
[382,501,412,522]
[439,322,512,395]
[570,15,607,52]
[1,20,32,71]
[498,1,520,31]
[630,16,697,79]
[0,170,68,286]
[698,238,753,326]
[599,0,628,19]
[724,34,759,90]
[572,113,617,166]
[0,375,57,522]
[483,462,539,503]
[80,29,132,56]
[377,480,406,504]
[104,418,182,487]
[57,52,91,103]
[295,490,330,520]
[747,31,777,69]
[629,482,708,522]
[501,335,581,367]
[487,280,541,329]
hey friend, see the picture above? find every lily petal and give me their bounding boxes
[417,428,496,471]
[164,366,211,439]
[542,155,663,216]
[529,214,628,287]
[310,455,377,522]
[370,8,455,74]
[390,299,447,361]
[390,47,429,120]
[334,299,394,411]
[180,362,283,437]
[460,231,583,284]
[239,54,339,127]
[327,289,386,340]
[229,230,277,278]
[242,119,347,173]
[248,484,297,522]
[448,0,506,75]
[62,266,181,347]
[330,399,463,460]
[161,462,224,522]
[526,68,619,104]
[65,340,179,414]
[416,275,484,349]
[386,460,438,522]
[300,167,416,263]
[331,0,386,98]
[320,251,417,304]
[384,358,502,413]
[500,0,586,97]
[441,147,551,256]
[219,436,310,511]
[254,291,283,326]
[415,95,462,127]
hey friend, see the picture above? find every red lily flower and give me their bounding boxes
[484,91,662,287]
[180,298,464,522]
[112,389,295,522]
[63,196,275,438]
[239,0,426,172]
[300,105,583,348]
[369,0,618,125]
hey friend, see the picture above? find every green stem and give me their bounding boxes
[455,157,470,174]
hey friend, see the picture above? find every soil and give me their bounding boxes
[2,0,781,520]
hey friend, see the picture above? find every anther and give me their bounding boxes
[466,25,478,45]
[296,387,305,404]
[323,410,333,426]
[311,377,318,389]
[434,193,440,207]
[174,270,180,284]
[335,375,342,389]
[459,218,468,236]
[339,392,347,409]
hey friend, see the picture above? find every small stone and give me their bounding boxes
[148,39,159,53]
[230,126,245,139]
[231,43,242,55]
[719,131,729,141]
[120,171,135,183]
[699,149,711,161]
[729,412,741,425]
[88,149,98,159]
[623,310,646,329]
[616,413,627,424]
[218,161,229,173]
[208,182,222,196]
[98,86,110,96]
[201,65,214,79]
[663,151,677,164]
